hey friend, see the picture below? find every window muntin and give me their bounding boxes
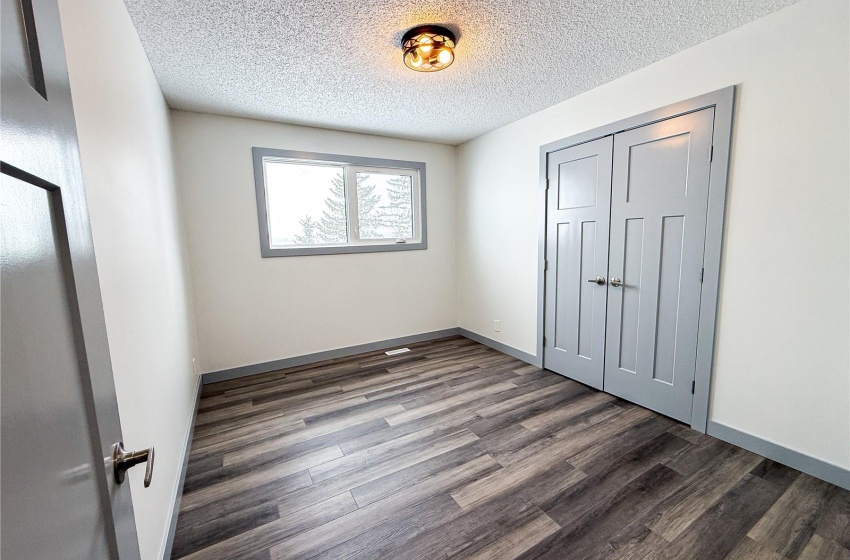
[253,149,426,256]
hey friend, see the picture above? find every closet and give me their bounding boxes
[543,102,724,424]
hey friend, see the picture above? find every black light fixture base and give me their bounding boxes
[401,25,456,47]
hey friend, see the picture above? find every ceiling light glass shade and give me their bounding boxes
[402,25,456,72]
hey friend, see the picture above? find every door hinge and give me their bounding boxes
[543,336,547,346]
[709,145,714,162]
[691,380,696,394]
[544,259,549,271]
[700,268,704,283]
[545,179,551,191]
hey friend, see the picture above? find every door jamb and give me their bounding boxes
[537,86,735,433]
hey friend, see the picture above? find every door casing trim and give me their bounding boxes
[537,86,735,432]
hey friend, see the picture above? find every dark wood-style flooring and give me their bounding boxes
[172,336,850,560]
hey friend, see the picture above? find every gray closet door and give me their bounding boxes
[2,0,141,557]
[544,136,613,389]
[603,108,715,422]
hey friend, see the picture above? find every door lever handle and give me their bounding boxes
[586,276,606,285]
[113,442,155,487]
[609,277,624,287]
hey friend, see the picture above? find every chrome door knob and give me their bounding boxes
[113,442,155,487]
[609,277,623,287]
[586,276,606,285]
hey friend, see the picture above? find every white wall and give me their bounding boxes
[171,112,457,373]
[457,0,849,469]
[59,1,200,558]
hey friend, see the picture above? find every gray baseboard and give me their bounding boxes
[201,328,461,384]
[457,328,541,367]
[706,420,850,491]
[161,377,202,560]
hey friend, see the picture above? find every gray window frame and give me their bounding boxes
[252,147,428,257]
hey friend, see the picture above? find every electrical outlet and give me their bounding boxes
[493,320,501,332]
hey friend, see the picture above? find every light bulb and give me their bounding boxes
[437,49,452,64]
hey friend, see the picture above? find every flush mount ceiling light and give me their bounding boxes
[402,25,456,72]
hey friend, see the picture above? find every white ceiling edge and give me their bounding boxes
[124,0,802,145]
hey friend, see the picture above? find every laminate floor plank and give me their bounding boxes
[174,470,312,542]
[180,445,343,512]
[747,474,837,558]
[383,500,550,560]
[483,403,624,466]
[465,512,561,560]
[349,439,487,507]
[749,459,802,490]
[494,406,653,468]
[797,534,850,560]
[197,379,316,412]
[568,414,676,473]
[541,431,691,529]
[310,493,464,560]
[309,423,472,484]
[268,455,500,560]
[171,338,850,560]
[194,386,346,432]
[274,429,481,515]
[723,537,792,560]
[223,403,407,466]
[336,405,482,455]
[651,473,786,560]
[663,433,734,477]
[385,381,517,426]
[179,492,359,560]
[648,445,765,541]
[185,419,388,487]
[377,460,583,560]
[521,464,686,560]
[816,487,850,549]
[520,390,615,431]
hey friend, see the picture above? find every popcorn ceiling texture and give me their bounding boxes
[123,0,799,145]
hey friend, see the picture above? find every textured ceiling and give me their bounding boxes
[123,0,799,145]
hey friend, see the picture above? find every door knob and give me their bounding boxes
[609,277,624,287]
[586,276,606,285]
[113,442,155,487]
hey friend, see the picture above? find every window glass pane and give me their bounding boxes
[264,160,348,246]
[356,172,414,240]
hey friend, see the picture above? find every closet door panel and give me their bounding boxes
[544,136,612,389]
[604,108,715,422]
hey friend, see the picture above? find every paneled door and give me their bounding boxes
[603,108,715,422]
[2,0,144,557]
[543,136,613,389]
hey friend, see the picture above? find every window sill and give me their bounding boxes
[261,240,427,257]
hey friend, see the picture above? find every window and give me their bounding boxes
[252,148,427,257]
